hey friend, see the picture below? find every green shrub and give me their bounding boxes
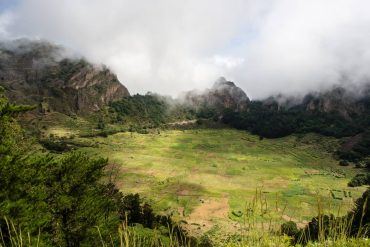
[339,160,350,166]
[281,221,299,238]
[348,174,370,187]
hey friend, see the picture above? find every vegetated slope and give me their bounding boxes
[0,39,129,115]
[109,93,172,126]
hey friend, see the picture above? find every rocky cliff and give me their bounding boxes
[301,86,370,120]
[0,39,129,115]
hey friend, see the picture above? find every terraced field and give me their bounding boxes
[74,128,367,235]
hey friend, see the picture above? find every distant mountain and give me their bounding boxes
[0,39,129,115]
[262,85,370,120]
[183,77,250,114]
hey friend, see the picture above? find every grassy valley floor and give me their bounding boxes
[72,128,367,238]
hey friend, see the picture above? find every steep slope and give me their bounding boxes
[0,39,129,115]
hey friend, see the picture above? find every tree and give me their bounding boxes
[0,89,119,246]
[40,152,119,246]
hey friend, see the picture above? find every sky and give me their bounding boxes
[0,0,370,99]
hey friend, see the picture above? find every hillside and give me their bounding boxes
[0,39,129,115]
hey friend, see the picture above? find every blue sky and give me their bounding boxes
[0,0,18,12]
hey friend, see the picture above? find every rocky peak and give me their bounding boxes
[184,77,250,113]
[212,77,236,88]
[0,39,129,115]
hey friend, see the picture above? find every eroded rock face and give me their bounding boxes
[0,39,129,115]
[302,86,370,119]
[183,77,250,113]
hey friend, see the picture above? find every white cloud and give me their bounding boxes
[0,10,13,38]
[1,0,370,98]
[213,55,245,69]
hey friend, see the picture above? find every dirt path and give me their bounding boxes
[167,120,197,126]
[183,197,229,233]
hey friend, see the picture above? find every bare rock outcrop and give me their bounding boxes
[0,39,129,115]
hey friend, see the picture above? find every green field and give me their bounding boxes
[74,128,366,236]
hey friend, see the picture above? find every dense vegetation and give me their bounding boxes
[109,94,170,126]
[0,88,189,246]
[222,101,366,139]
